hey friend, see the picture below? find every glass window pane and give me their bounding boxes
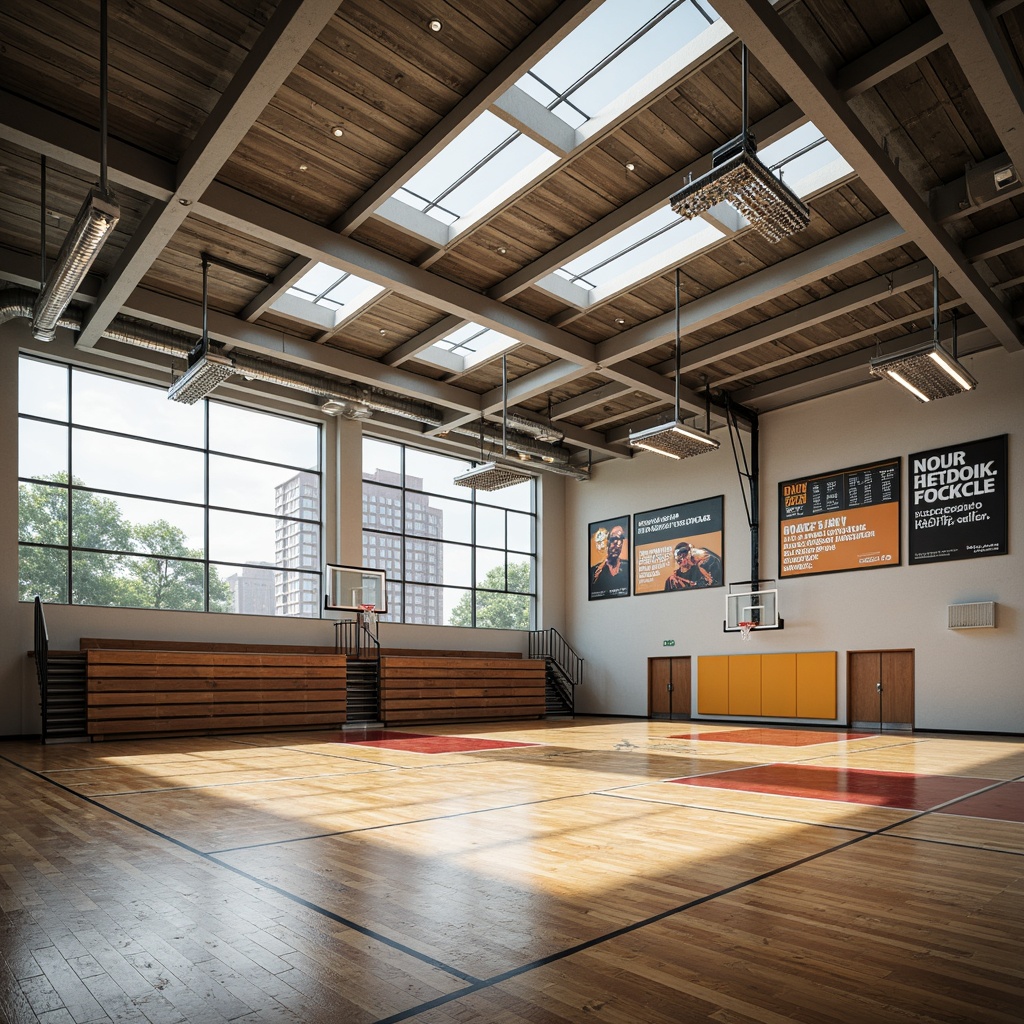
[209,403,319,469]
[405,539,470,588]
[210,458,319,519]
[70,550,204,611]
[474,590,530,630]
[475,505,505,548]
[363,438,402,480]
[272,569,321,618]
[381,580,402,622]
[441,587,473,627]
[507,557,534,594]
[475,547,505,588]
[478,477,533,512]
[72,368,204,447]
[403,583,445,625]
[407,494,469,540]
[19,358,68,419]
[20,420,68,481]
[20,545,67,603]
[364,482,402,531]
[210,563,278,615]
[72,492,204,555]
[19,482,68,545]
[210,509,320,569]
[508,511,533,552]
[405,447,471,497]
[72,429,205,502]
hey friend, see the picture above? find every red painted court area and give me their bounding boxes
[940,780,1024,823]
[671,763,1000,809]
[335,730,539,754]
[669,728,875,746]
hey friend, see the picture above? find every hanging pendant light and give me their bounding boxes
[669,45,810,243]
[628,268,720,460]
[868,267,977,401]
[454,354,535,490]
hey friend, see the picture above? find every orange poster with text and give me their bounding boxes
[779,502,899,577]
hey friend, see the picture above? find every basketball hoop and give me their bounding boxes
[358,603,377,629]
[738,621,756,641]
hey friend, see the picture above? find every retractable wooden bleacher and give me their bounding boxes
[79,639,545,737]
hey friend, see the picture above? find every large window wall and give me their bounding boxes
[362,438,536,628]
[17,356,323,617]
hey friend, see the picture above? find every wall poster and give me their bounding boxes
[588,516,630,600]
[909,434,1008,564]
[779,458,900,578]
[633,496,724,595]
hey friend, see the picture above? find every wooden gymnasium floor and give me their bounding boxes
[1,719,1022,1024]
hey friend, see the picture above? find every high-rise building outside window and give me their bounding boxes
[361,438,536,628]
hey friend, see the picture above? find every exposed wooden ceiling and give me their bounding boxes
[1,0,1022,473]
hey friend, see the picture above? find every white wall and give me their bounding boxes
[565,346,1023,734]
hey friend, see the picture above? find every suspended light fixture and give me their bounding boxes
[869,268,977,402]
[669,46,810,243]
[168,255,234,404]
[33,0,120,341]
[454,354,535,491]
[629,269,720,460]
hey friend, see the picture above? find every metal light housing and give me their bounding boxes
[168,347,235,404]
[628,420,720,460]
[670,134,810,243]
[32,188,120,342]
[868,341,977,402]
[453,461,533,491]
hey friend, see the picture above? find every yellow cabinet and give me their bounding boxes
[761,653,797,718]
[728,655,761,716]
[697,655,729,715]
[797,651,837,719]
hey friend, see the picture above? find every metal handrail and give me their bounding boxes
[529,627,584,686]
[33,598,48,700]
[334,617,381,663]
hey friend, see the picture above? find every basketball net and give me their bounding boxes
[359,603,377,630]
[738,621,755,641]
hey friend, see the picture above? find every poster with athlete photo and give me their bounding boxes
[633,497,724,595]
[588,516,630,600]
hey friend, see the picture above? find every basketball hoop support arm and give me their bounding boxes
[724,394,760,584]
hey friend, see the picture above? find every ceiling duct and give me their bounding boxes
[321,397,373,419]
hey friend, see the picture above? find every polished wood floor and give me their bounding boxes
[2,719,1022,1023]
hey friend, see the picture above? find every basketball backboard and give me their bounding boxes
[325,565,388,613]
[724,580,782,632]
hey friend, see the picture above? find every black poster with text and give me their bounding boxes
[909,434,1008,564]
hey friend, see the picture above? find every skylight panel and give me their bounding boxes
[551,207,723,297]
[757,123,853,199]
[275,263,384,327]
[394,112,555,228]
[519,0,720,126]
[421,322,517,372]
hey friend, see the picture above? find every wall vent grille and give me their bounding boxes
[947,602,996,629]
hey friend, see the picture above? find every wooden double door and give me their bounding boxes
[847,649,915,730]
[648,656,691,720]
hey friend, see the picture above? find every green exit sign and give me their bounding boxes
[663,639,675,647]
